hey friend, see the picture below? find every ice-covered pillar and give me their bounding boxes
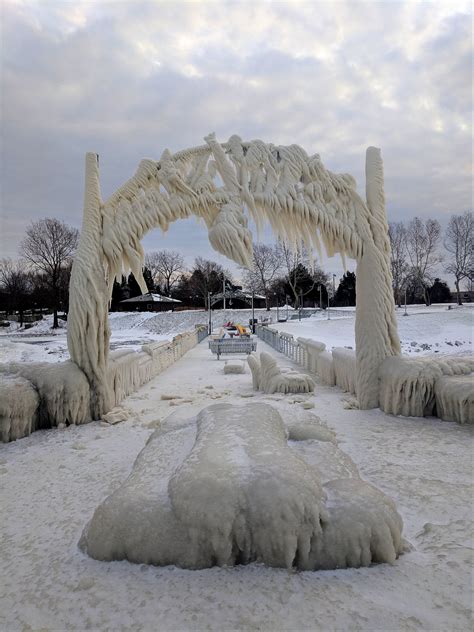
[67,153,113,419]
[355,147,400,409]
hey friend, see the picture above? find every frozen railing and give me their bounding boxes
[0,325,209,442]
[255,325,308,368]
[255,325,336,388]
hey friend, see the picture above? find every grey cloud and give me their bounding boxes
[1,0,471,286]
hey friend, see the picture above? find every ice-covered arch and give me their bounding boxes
[68,133,400,417]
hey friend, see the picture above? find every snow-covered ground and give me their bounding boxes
[1,337,472,630]
[1,304,472,364]
[270,304,473,356]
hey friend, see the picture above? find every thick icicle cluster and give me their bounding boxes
[80,403,405,570]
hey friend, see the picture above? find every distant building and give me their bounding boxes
[118,293,182,312]
[210,288,266,309]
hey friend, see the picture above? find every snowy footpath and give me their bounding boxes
[1,338,472,631]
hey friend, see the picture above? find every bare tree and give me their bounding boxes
[187,257,231,308]
[405,217,442,306]
[388,222,409,307]
[145,250,185,296]
[444,211,473,305]
[0,258,31,326]
[20,218,79,327]
[241,243,283,310]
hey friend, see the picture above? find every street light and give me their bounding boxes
[251,290,255,333]
[208,292,212,334]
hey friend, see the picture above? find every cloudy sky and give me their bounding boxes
[1,0,471,282]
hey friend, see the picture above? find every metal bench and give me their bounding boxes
[208,338,257,360]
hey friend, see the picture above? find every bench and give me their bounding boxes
[209,338,257,360]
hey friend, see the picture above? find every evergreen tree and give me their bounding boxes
[428,278,452,304]
[334,272,356,306]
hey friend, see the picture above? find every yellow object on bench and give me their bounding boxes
[236,324,250,337]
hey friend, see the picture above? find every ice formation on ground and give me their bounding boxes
[223,360,246,374]
[68,137,399,415]
[80,403,405,570]
[247,351,314,394]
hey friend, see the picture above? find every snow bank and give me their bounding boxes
[332,348,357,395]
[0,374,39,442]
[80,403,404,571]
[435,375,473,424]
[379,355,474,418]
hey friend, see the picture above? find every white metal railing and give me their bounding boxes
[255,325,308,369]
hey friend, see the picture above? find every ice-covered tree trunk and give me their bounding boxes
[355,148,400,408]
[67,153,112,418]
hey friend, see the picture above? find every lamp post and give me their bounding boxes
[332,274,336,305]
[404,287,408,316]
[208,292,212,334]
[276,293,280,321]
[299,290,303,321]
[251,290,255,333]
[286,296,289,320]
[327,285,330,320]
[223,276,226,310]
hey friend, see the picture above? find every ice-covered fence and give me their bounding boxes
[256,326,335,386]
[435,375,473,424]
[332,348,357,395]
[0,375,39,442]
[255,325,308,367]
[379,355,474,418]
[0,326,208,442]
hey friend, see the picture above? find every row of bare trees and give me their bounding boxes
[389,212,472,306]
[1,218,79,327]
[241,243,330,309]
[2,211,471,328]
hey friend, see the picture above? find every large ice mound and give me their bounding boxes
[80,403,405,570]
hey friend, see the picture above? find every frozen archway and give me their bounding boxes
[67,134,400,417]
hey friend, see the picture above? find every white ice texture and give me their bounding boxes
[223,360,246,375]
[80,403,405,570]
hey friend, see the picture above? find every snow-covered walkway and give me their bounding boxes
[1,338,472,631]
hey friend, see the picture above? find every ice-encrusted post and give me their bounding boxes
[355,147,400,408]
[68,153,112,418]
